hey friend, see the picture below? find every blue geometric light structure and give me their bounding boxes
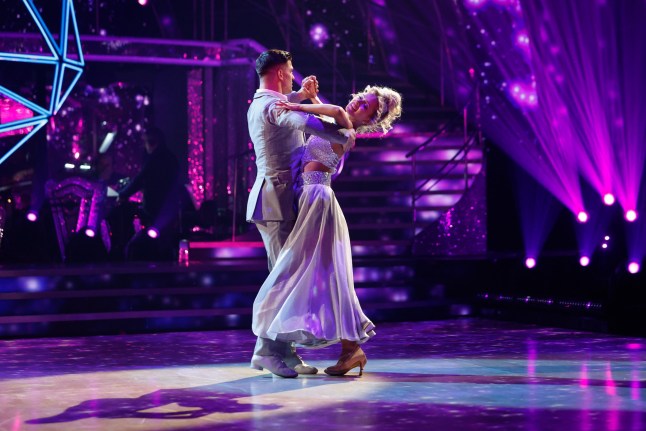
[0,0,84,165]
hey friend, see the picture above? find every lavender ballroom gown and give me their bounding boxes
[252,135,376,348]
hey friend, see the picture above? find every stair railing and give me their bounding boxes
[406,90,482,231]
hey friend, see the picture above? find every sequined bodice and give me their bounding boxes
[302,135,341,174]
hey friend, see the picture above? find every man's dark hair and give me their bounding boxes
[255,49,292,77]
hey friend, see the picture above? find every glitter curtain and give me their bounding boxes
[187,69,207,208]
[187,64,256,234]
[211,65,257,233]
[413,173,487,256]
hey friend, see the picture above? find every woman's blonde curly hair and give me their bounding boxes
[353,85,403,133]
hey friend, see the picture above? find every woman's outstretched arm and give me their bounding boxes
[276,100,353,129]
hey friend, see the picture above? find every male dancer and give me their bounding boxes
[247,49,355,378]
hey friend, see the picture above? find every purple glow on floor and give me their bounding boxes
[4,319,646,430]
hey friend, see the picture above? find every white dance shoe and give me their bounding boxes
[250,355,298,378]
[283,349,318,374]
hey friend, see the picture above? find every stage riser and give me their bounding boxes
[2,253,632,338]
[187,244,413,260]
[0,301,456,338]
[0,259,453,337]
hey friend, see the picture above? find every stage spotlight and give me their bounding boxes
[309,23,330,48]
[26,210,38,222]
[628,262,640,274]
[147,227,159,239]
[577,211,588,223]
[603,193,615,206]
[465,0,486,7]
[625,210,638,222]
[525,257,536,269]
[84,227,96,238]
[137,0,148,5]
[579,256,590,267]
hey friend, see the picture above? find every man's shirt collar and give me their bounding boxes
[255,89,288,101]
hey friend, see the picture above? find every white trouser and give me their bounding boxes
[253,219,296,357]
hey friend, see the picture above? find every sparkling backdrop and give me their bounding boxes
[47,82,151,185]
[0,98,34,137]
[413,173,487,256]
[187,69,207,208]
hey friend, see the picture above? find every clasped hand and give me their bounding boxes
[299,75,319,99]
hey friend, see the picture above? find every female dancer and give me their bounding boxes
[252,85,402,376]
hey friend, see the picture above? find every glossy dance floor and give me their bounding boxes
[2,319,646,431]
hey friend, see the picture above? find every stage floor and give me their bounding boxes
[1,319,645,431]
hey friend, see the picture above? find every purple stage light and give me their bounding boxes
[147,227,159,239]
[525,257,536,269]
[137,0,147,5]
[603,193,615,206]
[579,256,590,267]
[0,98,35,138]
[492,0,518,6]
[508,81,538,108]
[628,262,640,274]
[84,227,96,238]
[577,211,589,223]
[465,0,519,11]
[309,24,330,48]
[602,243,608,249]
[465,1,645,266]
[514,30,530,55]
[625,210,638,222]
[26,211,38,222]
[465,0,486,8]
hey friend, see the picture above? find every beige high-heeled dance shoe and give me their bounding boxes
[324,346,367,376]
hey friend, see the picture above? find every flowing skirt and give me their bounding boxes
[252,183,375,348]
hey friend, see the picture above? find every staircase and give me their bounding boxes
[336,126,484,257]
[183,112,485,332]
[0,125,485,340]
